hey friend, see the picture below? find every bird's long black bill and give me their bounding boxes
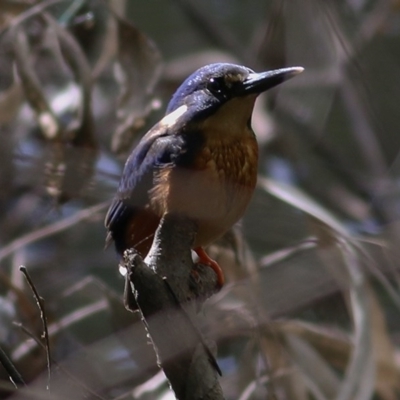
[241,66,304,95]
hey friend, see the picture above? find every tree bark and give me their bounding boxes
[123,213,224,400]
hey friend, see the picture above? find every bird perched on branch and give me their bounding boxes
[105,63,303,287]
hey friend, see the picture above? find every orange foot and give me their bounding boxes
[194,247,224,287]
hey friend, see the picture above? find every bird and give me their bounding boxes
[105,62,303,287]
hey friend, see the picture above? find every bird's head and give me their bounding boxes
[164,63,303,132]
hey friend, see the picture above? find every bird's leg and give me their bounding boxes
[193,247,224,287]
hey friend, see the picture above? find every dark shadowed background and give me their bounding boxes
[1,0,400,399]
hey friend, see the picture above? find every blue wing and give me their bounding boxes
[104,122,186,251]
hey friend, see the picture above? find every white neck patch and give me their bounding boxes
[160,105,188,128]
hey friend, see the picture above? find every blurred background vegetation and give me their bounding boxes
[1,0,400,399]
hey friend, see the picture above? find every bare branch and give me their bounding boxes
[124,213,224,400]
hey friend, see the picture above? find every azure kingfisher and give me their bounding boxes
[105,63,303,286]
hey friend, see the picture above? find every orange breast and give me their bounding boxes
[151,132,258,247]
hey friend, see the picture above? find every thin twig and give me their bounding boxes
[172,0,244,60]
[0,346,25,388]
[259,238,317,268]
[12,299,108,361]
[14,322,107,400]
[0,202,108,263]
[19,266,51,392]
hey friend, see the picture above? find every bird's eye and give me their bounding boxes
[207,77,226,97]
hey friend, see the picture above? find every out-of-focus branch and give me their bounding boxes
[0,202,108,263]
[172,0,244,61]
[14,322,106,400]
[123,213,224,400]
[12,28,62,140]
